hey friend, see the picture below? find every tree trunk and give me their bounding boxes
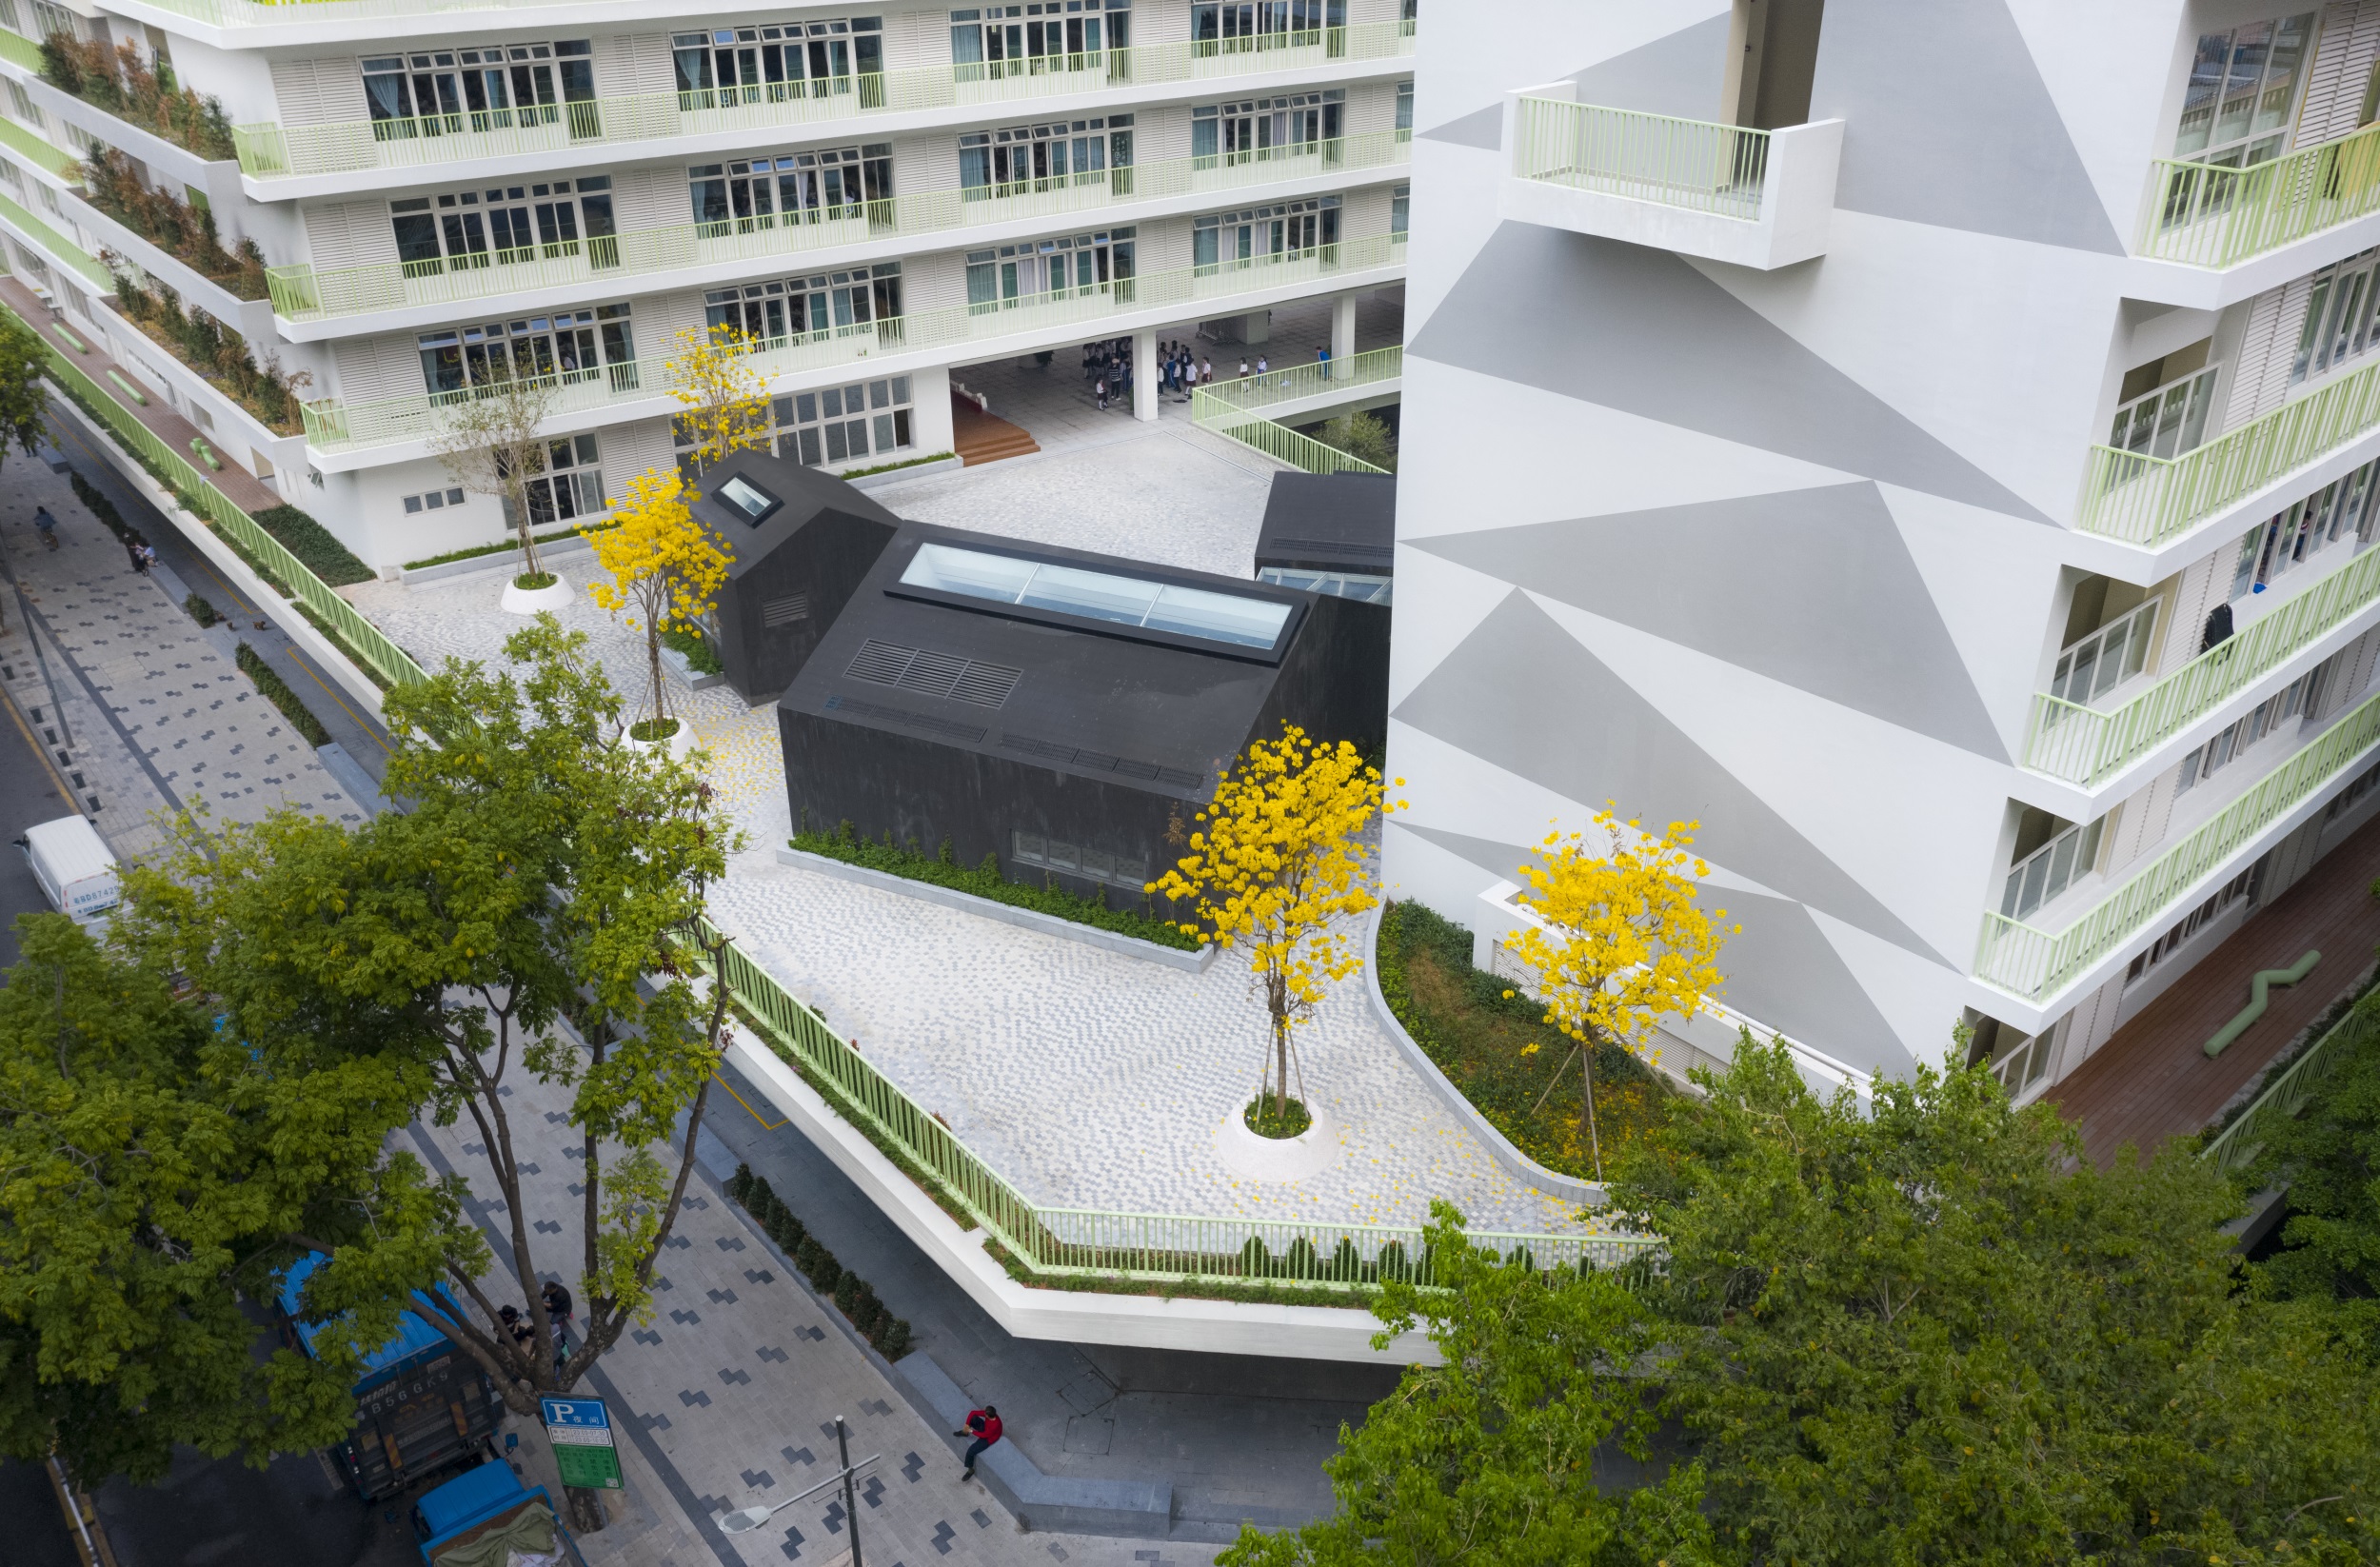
[645,617,668,731]
[565,1484,607,1534]
[515,479,543,578]
[1581,1035,1603,1182]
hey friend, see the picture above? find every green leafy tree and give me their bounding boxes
[1217,1203,1716,1567]
[1612,1033,2380,1566]
[0,310,51,463]
[2247,992,2380,1357]
[0,914,424,1485]
[120,618,744,1532]
[1316,409,1396,472]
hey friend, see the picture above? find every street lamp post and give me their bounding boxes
[715,1417,880,1556]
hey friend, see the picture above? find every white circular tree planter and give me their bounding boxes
[1215,1100,1339,1182]
[501,572,573,614]
[623,718,698,763]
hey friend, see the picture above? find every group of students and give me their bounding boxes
[1087,337,1222,411]
[496,1279,575,1376]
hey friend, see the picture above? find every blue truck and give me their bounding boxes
[412,1459,590,1567]
[275,1253,505,1501]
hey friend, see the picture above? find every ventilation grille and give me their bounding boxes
[762,592,812,626]
[998,733,1204,788]
[843,639,1021,708]
[823,693,987,744]
[1271,535,1393,561]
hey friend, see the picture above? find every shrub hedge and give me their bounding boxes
[727,1164,914,1360]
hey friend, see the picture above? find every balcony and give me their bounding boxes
[300,230,1408,456]
[2132,122,2380,306]
[2028,538,2380,788]
[263,129,1409,327]
[1975,682,2380,1005]
[232,23,1414,181]
[1496,88,1839,270]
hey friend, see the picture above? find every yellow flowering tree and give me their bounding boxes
[1506,810,1730,1180]
[588,468,734,742]
[1151,725,1401,1137]
[667,322,773,481]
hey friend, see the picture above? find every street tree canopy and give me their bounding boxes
[0,913,423,1484]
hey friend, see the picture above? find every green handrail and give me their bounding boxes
[2201,987,2379,1173]
[1977,684,2380,1002]
[2024,543,2380,786]
[301,231,1411,453]
[1190,342,1400,474]
[264,130,1410,325]
[1512,95,1770,220]
[0,190,109,286]
[2141,122,2380,269]
[2079,354,2380,546]
[231,24,1408,166]
[0,27,41,71]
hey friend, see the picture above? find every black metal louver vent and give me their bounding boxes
[762,592,812,626]
[844,640,1021,709]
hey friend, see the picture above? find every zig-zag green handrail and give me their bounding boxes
[2204,949,2321,1058]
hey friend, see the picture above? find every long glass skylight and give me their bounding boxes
[901,542,1294,649]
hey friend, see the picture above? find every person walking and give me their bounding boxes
[1238,355,1250,380]
[1094,375,1108,411]
[954,1405,1002,1481]
[542,1279,575,1371]
[135,542,155,574]
[1317,343,1331,380]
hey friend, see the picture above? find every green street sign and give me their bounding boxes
[542,1396,624,1491]
[551,1438,623,1491]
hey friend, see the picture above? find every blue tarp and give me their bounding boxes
[415,1460,528,1541]
[276,1252,459,1385]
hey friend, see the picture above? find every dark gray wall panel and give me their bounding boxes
[1408,223,2053,523]
[1809,0,2124,254]
[1412,482,2008,760]
[1420,102,1503,148]
[1698,885,1917,1074]
[1393,591,1945,963]
[1569,11,1733,120]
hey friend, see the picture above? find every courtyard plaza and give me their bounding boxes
[346,361,1597,1247]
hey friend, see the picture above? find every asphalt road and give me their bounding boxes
[0,623,76,969]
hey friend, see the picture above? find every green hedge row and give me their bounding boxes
[233,641,332,746]
[250,504,373,587]
[727,1164,913,1360]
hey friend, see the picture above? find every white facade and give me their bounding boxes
[1393,0,2380,1101]
[0,0,1414,569]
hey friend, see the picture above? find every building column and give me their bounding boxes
[1331,291,1359,373]
[1133,326,1158,422]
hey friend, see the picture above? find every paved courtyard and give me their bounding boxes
[347,398,1595,1244]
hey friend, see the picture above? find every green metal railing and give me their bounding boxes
[2026,545,2380,786]
[1977,684,2380,1002]
[0,190,111,287]
[0,295,428,689]
[2140,122,2380,269]
[235,25,1413,178]
[2200,988,2378,1174]
[2079,355,2380,547]
[0,113,77,178]
[265,131,1408,325]
[0,27,41,70]
[695,915,1647,1289]
[1511,94,1769,220]
[302,231,1408,453]
[1189,342,1400,474]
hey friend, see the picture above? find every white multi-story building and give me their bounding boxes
[0,0,1413,569]
[1394,0,2380,1111]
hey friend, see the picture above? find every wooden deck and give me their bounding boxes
[2046,810,2380,1167]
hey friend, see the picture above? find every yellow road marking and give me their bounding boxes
[714,1069,787,1130]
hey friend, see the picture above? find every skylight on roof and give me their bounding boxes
[901,543,1293,649]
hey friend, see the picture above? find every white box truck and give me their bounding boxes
[20,816,119,925]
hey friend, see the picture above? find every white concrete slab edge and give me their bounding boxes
[776,845,1218,972]
[723,1028,1438,1363]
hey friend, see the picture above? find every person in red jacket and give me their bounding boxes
[953,1405,1002,1481]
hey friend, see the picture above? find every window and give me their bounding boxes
[2126,868,2254,983]
[389,176,616,275]
[361,42,594,137]
[0,159,20,198]
[2000,814,2105,921]
[4,79,34,123]
[8,238,49,285]
[37,182,60,218]
[964,228,1132,308]
[1191,0,1341,51]
[1257,565,1391,605]
[2230,458,2380,598]
[1390,182,1408,238]
[1192,197,1338,268]
[416,303,634,397]
[958,115,1131,195]
[2327,758,2380,822]
[704,263,900,345]
[1012,829,1148,891]
[2175,15,2313,166]
[714,473,782,524]
[1191,92,1342,165]
[0,0,20,33]
[674,17,883,105]
[30,1,70,41]
[2290,247,2380,387]
[900,542,1295,649]
[2177,669,2317,792]
[1395,80,1412,132]
[519,433,605,526]
[951,3,1122,82]
[688,144,889,229]
[774,375,912,467]
[402,485,467,514]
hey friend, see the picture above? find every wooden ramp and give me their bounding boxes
[950,392,1041,466]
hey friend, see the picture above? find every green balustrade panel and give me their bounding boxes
[2141,122,2380,270]
[1511,95,1770,220]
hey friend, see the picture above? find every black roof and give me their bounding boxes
[1256,472,1396,575]
[690,449,904,582]
[781,525,1317,801]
